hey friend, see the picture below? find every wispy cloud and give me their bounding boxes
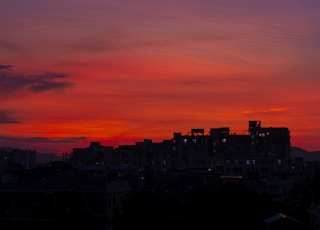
[0,135,87,145]
[0,110,20,123]
[30,78,73,92]
[241,107,293,115]
[25,136,87,143]
[0,70,74,97]
[0,64,13,70]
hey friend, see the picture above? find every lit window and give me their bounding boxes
[222,138,227,143]
[277,159,282,165]
[246,160,251,165]
[183,138,187,143]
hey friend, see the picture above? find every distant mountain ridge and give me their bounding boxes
[291,146,320,161]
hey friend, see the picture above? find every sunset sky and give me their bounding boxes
[1,0,320,154]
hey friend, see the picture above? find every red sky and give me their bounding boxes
[1,0,320,153]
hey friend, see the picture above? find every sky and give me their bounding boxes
[1,0,320,154]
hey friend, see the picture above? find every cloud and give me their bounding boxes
[30,80,73,92]
[241,107,293,115]
[0,135,87,145]
[0,110,20,123]
[0,64,13,70]
[26,136,88,143]
[0,71,74,97]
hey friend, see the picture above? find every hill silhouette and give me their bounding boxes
[291,146,320,161]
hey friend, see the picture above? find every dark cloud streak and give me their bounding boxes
[0,71,74,97]
[26,136,88,143]
[0,110,20,123]
[0,64,13,70]
[30,81,73,92]
[0,135,87,144]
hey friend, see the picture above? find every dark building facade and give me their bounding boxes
[0,147,36,173]
[69,121,291,191]
[173,121,291,187]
